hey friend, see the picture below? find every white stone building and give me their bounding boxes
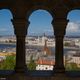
[67,54,80,68]
[36,58,54,70]
[36,64,54,70]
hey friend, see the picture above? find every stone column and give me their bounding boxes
[52,18,68,73]
[11,18,30,73]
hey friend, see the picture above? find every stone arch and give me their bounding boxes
[64,9,80,71]
[27,9,54,36]
[0,9,14,35]
[66,9,80,34]
[62,0,80,20]
[63,0,80,9]
[26,5,54,20]
[26,9,55,70]
[0,9,16,70]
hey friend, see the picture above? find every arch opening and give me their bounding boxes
[26,9,55,71]
[0,9,16,70]
[64,10,80,71]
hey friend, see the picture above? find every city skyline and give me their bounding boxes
[0,9,80,36]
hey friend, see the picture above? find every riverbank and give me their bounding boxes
[0,42,16,45]
[0,52,16,56]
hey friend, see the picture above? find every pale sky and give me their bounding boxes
[0,9,80,36]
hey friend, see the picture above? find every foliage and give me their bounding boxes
[0,55,16,70]
[27,55,36,70]
[65,63,80,71]
[64,42,70,46]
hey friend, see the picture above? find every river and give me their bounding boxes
[0,43,79,55]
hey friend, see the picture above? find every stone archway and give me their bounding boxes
[0,0,80,79]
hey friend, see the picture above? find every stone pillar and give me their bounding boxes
[52,18,68,73]
[11,18,30,73]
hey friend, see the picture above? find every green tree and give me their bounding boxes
[27,55,36,70]
[65,63,80,71]
[0,55,16,70]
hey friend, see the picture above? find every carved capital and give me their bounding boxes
[52,18,69,37]
[11,18,30,37]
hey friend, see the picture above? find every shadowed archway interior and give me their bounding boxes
[0,0,80,80]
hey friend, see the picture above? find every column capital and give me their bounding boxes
[52,18,69,37]
[11,18,30,37]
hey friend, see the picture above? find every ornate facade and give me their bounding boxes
[0,0,80,80]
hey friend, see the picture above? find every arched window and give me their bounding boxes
[0,9,16,70]
[64,10,80,71]
[26,10,55,71]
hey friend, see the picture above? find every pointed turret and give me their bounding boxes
[43,39,51,55]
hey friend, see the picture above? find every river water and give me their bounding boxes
[0,43,79,55]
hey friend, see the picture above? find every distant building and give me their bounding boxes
[67,53,80,68]
[36,58,55,70]
[0,56,6,62]
[35,38,55,70]
[26,35,55,47]
[74,39,80,47]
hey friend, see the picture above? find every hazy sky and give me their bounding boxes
[0,9,80,36]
